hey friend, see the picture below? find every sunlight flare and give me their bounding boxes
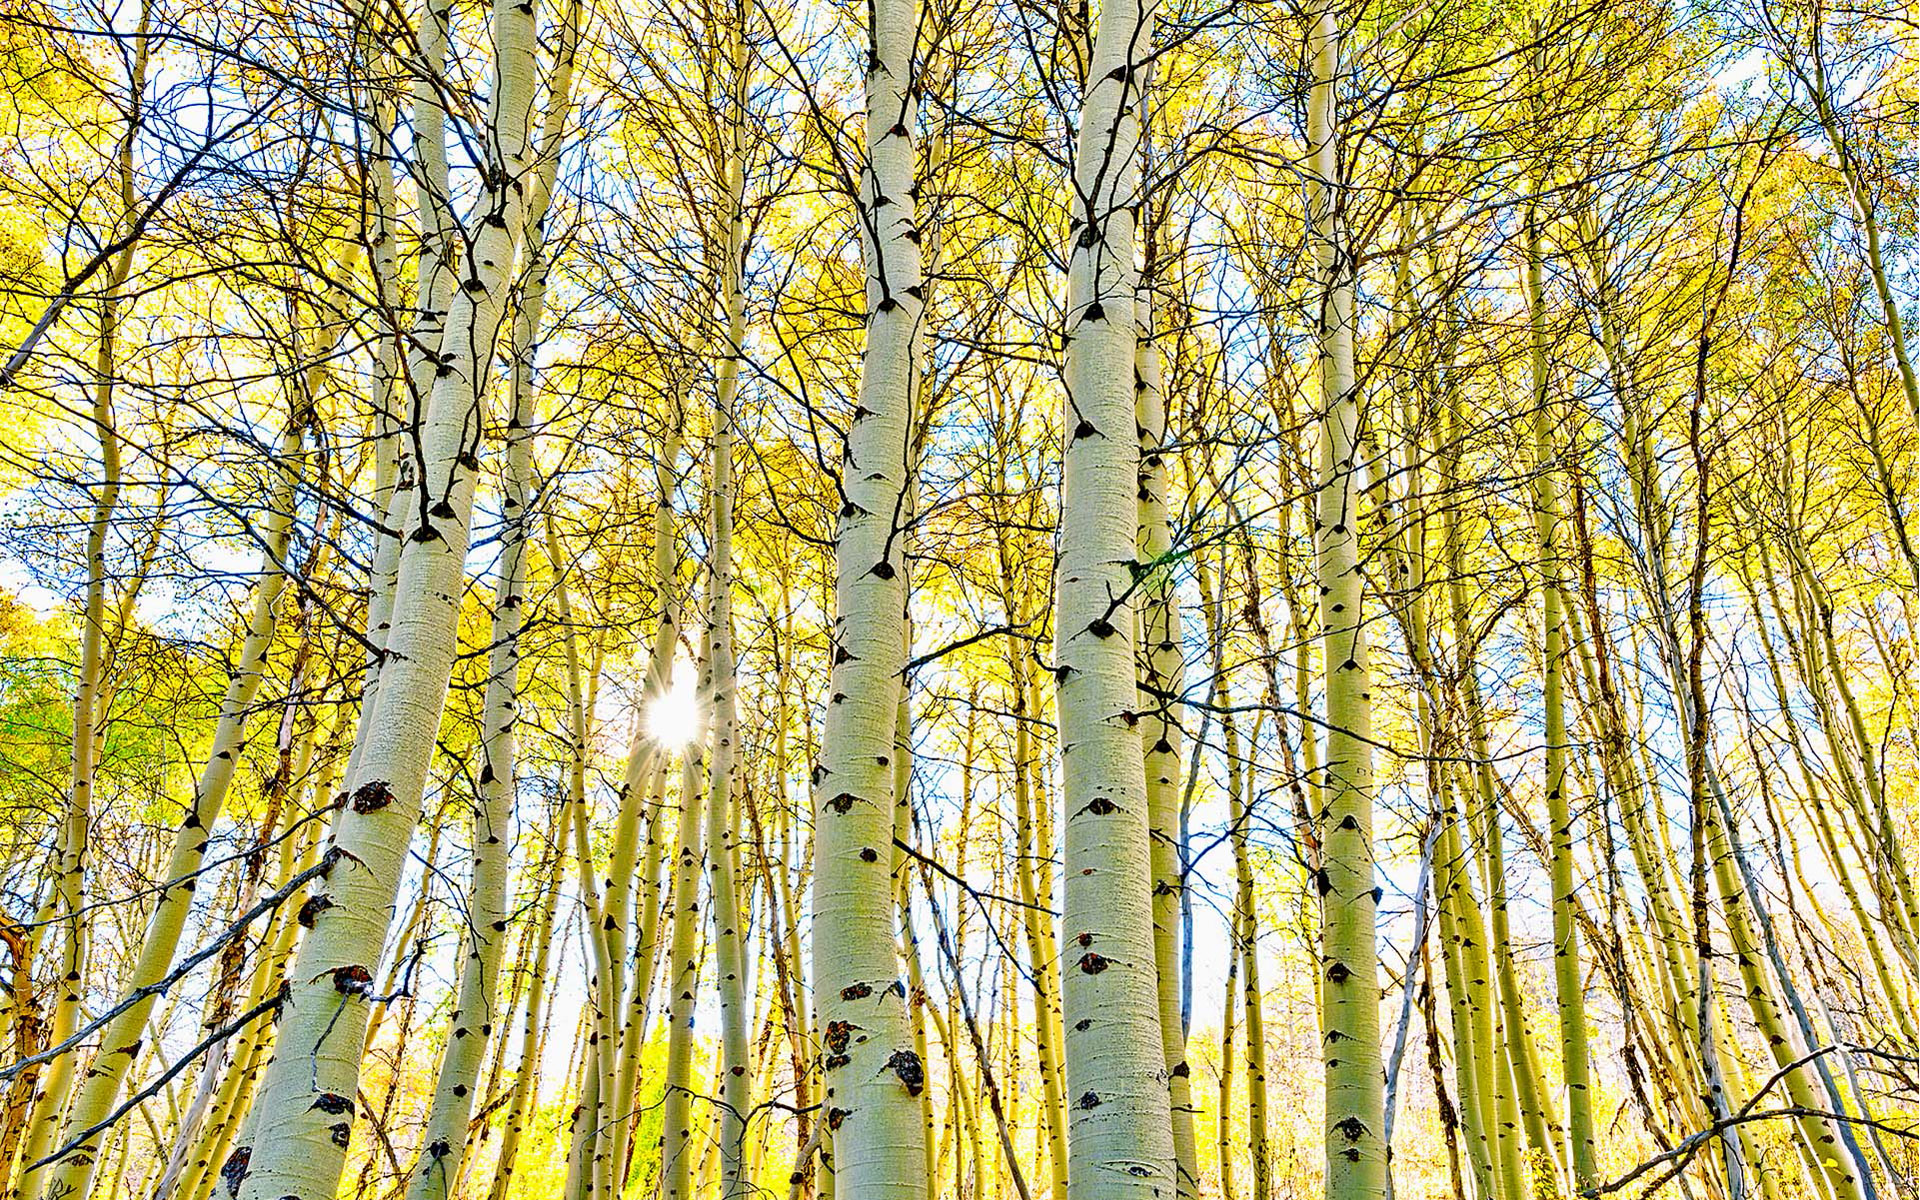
[645,659,703,749]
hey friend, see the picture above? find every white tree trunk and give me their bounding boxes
[808,0,928,1185]
[1306,9,1384,1200]
[1057,0,1174,1191]
[708,13,752,1189]
[37,405,308,1200]
[231,0,543,1192]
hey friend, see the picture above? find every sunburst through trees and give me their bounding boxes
[0,0,1912,1198]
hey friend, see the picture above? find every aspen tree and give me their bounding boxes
[1137,267,1195,1200]
[169,788,330,1200]
[1054,0,1174,1185]
[350,0,456,769]
[1197,551,1269,1200]
[14,18,148,1187]
[550,530,618,1200]
[36,393,310,1200]
[1757,2,1919,428]
[598,390,698,1188]
[1395,392,1503,1200]
[398,271,534,1200]
[991,397,1065,1200]
[707,7,752,1181]
[1306,6,1384,1196]
[607,417,687,1192]
[659,746,710,1200]
[152,707,318,1200]
[807,0,928,1178]
[232,0,545,1189]
[1435,782,1501,1200]
[1524,211,1595,1191]
[1217,940,1238,1200]
[1011,663,1070,1200]
[484,807,566,1200]
[402,5,577,1189]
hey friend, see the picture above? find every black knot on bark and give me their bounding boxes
[220,1149,250,1198]
[840,982,872,1001]
[351,781,395,814]
[331,964,374,995]
[298,894,335,928]
[310,1092,354,1116]
[1078,1091,1101,1109]
[887,1048,925,1096]
[1326,961,1351,983]
[1078,951,1110,974]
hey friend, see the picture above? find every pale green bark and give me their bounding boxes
[484,805,565,1200]
[15,27,146,1185]
[1011,666,1070,1200]
[657,744,710,1200]
[1135,279,1194,1200]
[1056,0,1174,1191]
[37,405,306,1200]
[548,540,616,1200]
[707,29,751,1182]
[231,0,542,1191]
[808,0,928,1184]
[1435,788,1498,1200]
[1306,9,1383,1197]
[606,409,686,1188]
[1525,214,1595,1191]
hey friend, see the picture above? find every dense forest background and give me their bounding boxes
[0,0,1912,1198]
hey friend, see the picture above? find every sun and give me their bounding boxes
[645,659,703,749]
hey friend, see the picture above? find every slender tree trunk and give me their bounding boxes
[14,22,147,1188]
[708,26,752,1183]
[1056,0,1174,1190]
[1306,8,1383,1197]
[1011,663,1070,1200]
[232,0,542,1191]
[484,804,565,1200]
[608,409,688,1190]
[1136,260,1195,1200]
[658,746,709,1200]
[808,0,928,1182]
[37,403,308,1200]
[1525,212,1595,1191]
